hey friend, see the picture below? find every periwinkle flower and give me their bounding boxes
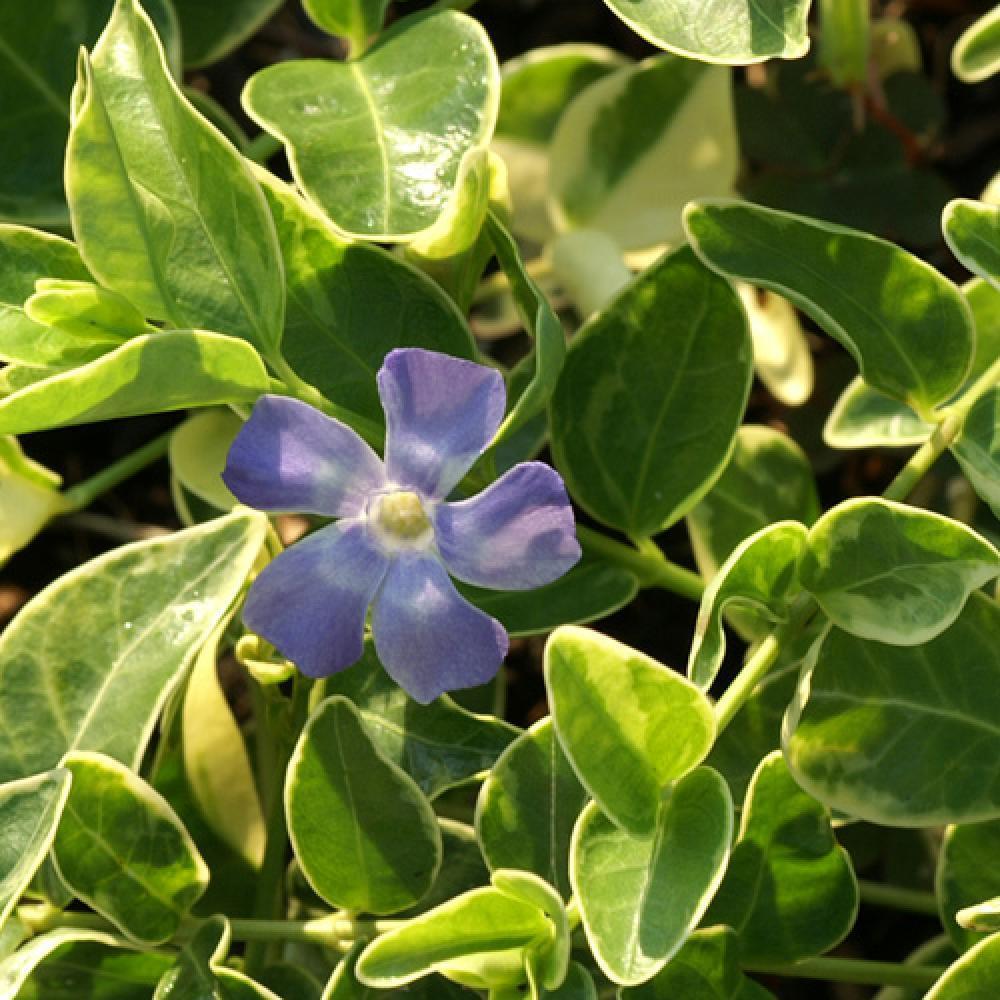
[223,348,581,703]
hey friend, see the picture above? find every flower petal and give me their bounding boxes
[371,553,508,703]
[378,348,505,499]
[434,462,582,590]
[223,395,386,517]
[243,520,388,678]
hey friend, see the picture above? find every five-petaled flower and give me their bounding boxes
[223,348,581,703]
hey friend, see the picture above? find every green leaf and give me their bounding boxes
[323,943,468,999]
[620,926,777,999]
[459,557,639,638]
[706,752,858,964]
[873,936,959,1000]
[0,331,270,434]
[355,885,551,988]
[937,820,1000,952]
[688,522,807,690]
[952,387,1000,519]
[687,425,820,580]
[547,963,598,1000]
[925,932,1000,999]
[824,377,933,450]
[26,279,148,344]
[242,10,499,241]
[67,0,284,354]
[476,718,589,899]
[0,928,170,1000]
[0,508,265,783]
[740,285,814,407]
[548,57,737,252]
[684,199,974,413]
[0,226,90,365]
[545,627,717,835]
[959,898,1000,935]
[944,199,1000,288]
[785,592,1000,826]
[53,752,208,945]
[322,645,517,799]
[0,436,65,565]
[172,0,283,68]
[0,0,179,225]
[601,0,810,64]
[951,7,1000,84]
[0,770,71,927]
[399,820,489,917]
[302,0,390,54]
[571,769,733,986]
[550,246,752,537]
[255,169,475,429]
[169,410,242,512]
[486,213,566,446]
[181,621,265,867]
[286,696,442,914]
[799,498,1000,645]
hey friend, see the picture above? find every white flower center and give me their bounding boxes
[370,490,433,548]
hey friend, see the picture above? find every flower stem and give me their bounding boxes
[576,525,705,601]
[857,880,940,917]
[745,955,945,990]
[60,429,174,512]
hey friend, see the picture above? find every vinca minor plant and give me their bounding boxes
[0,0,999,997]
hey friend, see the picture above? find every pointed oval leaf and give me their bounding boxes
[741,285,814,407]
[67,0,284,353]
[548,57,737,252]
[286,696,442,914]
[169,410,242,512]
[571,768,733,986]
[0,331,270,435]
[926,932,1000,999]
[476,718,588,899]
[952,387,1000,520]
[53,752,208,945]
[685,199,974,412]
[706,752,858,964]
[688,521,807,690]
[824,377,932,450]
[800,498,1000,646]
[0,509,265,783]
[323,943,469,999]
[173,0,284,68]
[951,9,1000,84]
[242,10,499,241]
[785,593,1000,826]
[602,0,810,64]
[550,246,752,537]
[937,821,1000,952]
[943,199,1000,288]
[301,0,390,52]
[545,627,716,835]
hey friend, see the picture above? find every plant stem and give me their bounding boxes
[61,429,174,511]
[576,525,705,601]
[746,955,945,989]
[245,132,283,165]
[857,880,940,917]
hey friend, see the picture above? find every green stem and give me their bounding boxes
[245,132,283,165]
[858,880,940,917]
[746,955,945,990]
[61,429,174,511]
[576,525,705,601]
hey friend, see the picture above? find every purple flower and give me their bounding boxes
[223,348,581,703]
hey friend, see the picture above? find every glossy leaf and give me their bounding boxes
[685,199,974,412]
[550,246,752,537]
[26,279,147,343]
[601,0,810,64]
[257,169,476,428]
[0,770,71,928]
[181,622,265,867]
[355,885,551,988]
[620,926,776,999]
[824,377,932,450]
[952,387,1000,519]
[53,752,208,945]
[740,285,814,407]
[785,593,1000,826]
[302,0,390,53]
[925,932,1000,999]
[323,646,517,799]
[800,498,1000,645]
[937,821,1000,952]
[706,752,858,964]
[286,696,442,914]
[67,0,284,354]
[0,331,270,435]
[169,409,242,512]
[242,10,499,241]
[399,820,489,918]
[0,509,265,783]
[545,627,716,835]
[173,0,283,68]
[0,436,65,565]
[571,769,733,986]
[549,58,737,252]
[476,718,589,899]
[951,8,1000,84]
[944,199,1000,288]
[688,522,807,690]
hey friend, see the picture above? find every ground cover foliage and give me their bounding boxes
[1,0,1000,997]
